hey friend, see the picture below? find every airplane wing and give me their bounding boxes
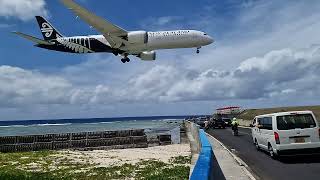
[12,31,54,45]
[60,0,128,48]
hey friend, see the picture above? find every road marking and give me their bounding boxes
[206,132,257,180]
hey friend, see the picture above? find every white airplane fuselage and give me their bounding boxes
[46,30,213,55]
[128,30,213,53]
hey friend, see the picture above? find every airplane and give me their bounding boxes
[13,0,214,63]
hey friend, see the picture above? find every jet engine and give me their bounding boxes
[127,31,148,44]
[138,51,156,61]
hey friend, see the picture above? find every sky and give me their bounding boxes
[0,0,320,120]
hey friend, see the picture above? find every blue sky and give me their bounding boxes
[0,0,320,120]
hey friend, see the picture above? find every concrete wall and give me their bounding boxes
[185,121,201,153]
[185,121,213,180]
[190,129,213,180]
[170,126,181,144]
[0,129,147,153]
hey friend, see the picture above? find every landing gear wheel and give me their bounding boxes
[121,53,130,63]
[121,58,130,63]
[196,47,201,54]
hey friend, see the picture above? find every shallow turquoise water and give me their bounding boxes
[0,119,182,136]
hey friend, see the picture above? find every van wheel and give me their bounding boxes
[268,144,277,159]
[255,139,260,150]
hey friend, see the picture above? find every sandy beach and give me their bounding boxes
[56,143,191,167]
[0,143,191,179]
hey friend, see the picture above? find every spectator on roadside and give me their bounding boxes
[204,120,209,130]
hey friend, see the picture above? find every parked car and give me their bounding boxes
[222,118,232,127]
[196,117,208,128]
[212,118,226,129]
[251,111,320,159]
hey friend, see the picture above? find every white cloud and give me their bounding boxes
[125,45,320,103]
[1,44,319,119]
[0,66,72,107]
[0,0,48,21]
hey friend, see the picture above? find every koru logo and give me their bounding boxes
[41,22,53,38]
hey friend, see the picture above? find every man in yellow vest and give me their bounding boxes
[231,117,239,128]
[231,117,239,136]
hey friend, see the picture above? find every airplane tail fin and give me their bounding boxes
[35,16,64,40]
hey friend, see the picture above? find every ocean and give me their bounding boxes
[0,116,189,137]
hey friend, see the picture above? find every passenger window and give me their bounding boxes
[277,114,316,130]
[257,118,262,125]
[260,117,272,130]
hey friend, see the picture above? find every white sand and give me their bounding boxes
[57,144,191,167]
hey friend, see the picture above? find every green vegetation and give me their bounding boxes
[0,151,190,180]
[238,105,320,122]
[169,155,191,164]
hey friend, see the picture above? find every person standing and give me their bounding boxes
[231,117,239,136]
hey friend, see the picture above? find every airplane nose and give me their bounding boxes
[207,36,214,44]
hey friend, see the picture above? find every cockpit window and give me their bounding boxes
[204,33,207,35]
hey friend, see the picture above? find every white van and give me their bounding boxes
[251,111,320,158]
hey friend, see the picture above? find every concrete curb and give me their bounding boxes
[206,133,257,180]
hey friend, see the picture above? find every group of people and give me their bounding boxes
[204,117,239,135]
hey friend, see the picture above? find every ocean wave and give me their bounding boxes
[0,125,27,128]
[99,121,117,124]
[162,119,183,121]
[83,121,121,125]
[0,123,74,128]
[36,123,72,126]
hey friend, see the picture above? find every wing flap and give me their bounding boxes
[60,0,127,37]
[13,31,54,45]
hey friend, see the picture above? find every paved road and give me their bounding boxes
[207,127,320,180]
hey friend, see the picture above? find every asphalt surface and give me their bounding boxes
[206,127,320,180]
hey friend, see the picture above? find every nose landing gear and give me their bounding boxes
[196,47,201,54]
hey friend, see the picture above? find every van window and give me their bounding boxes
[258,117,272,130]
[276,114,316,130]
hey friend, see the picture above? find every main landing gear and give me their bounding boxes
[196,47,201,54]
[121,58,130,63]
[121,53,130,63]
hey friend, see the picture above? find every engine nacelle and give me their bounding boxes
[138,51,156,61]
[127,31,148,44]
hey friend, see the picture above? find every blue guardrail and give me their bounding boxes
[190,129,213,180]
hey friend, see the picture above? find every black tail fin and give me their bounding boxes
[35,16,63,40]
